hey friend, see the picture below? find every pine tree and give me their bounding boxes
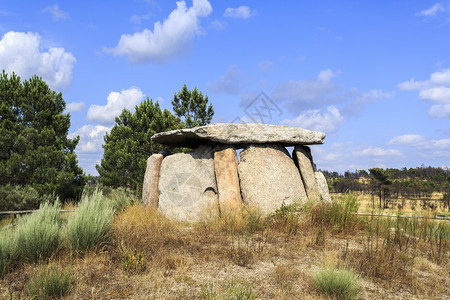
[171,84,214,128]
[96,99,183,191]
[0,71,84,201]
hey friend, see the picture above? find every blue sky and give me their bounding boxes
[1,0,450,175]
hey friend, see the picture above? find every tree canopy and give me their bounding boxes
[171,84,214,128]
[0,71,84,201]
[96,99,184,191]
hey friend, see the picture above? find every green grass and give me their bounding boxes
[27,265,73,299]
[15,201,62,263]
[313,267,361,300]
[66,188,114,253]
[0,229,18,278]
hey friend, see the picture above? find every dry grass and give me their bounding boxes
[1,196,449,299]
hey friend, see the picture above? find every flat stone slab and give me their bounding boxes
[151,123,325,148]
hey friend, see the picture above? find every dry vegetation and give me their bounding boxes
[1,193,449,299]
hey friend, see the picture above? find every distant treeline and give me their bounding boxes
[322,166,450,210]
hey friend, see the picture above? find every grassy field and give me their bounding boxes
[0,191,449,299]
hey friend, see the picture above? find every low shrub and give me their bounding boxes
[313,267,361,300]
[15,201,63,263]
[66,189,114,253]
[201,277,258,300]
[27,265,73,299]
[108,188,140,213]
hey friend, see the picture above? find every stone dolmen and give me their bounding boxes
[142,123,331,222]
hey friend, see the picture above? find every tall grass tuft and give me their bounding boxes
[27,265,73,299]
[313,193,360,233]
[0,229,18,277]
[313,267,361,300]
[15,201,62,263]
[66,189,114,253]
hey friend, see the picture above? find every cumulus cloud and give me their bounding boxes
[106,0,212,64]
[42,4,69,21]
[281,105,344,134]
[207,65,246,95]
[66,102,85,113]
[353,146,402,157]
[388,134,450,154]
[272,69,342,111]
[70,125,111,153]
[0,31,76,91]
[429,104,450,119]
[416,3,445,17]
[86,87,145,125]
[223,6,254,19]
[398,68,450,118]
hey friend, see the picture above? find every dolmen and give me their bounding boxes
[142,123,331,222]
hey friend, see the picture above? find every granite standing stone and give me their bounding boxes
[213,145,242,214]
[158,146,219,222]
[293,146,321,201]
[142,154,163,208]
[315,171,331,202]
[238,144,307,214]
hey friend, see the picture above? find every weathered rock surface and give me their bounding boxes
[315,171,331,202]
[142,154,164,208]
[152,123,325,148]
[293,146,321,201]
[214,145,242,214]
[238,145,307,214]
[158,146,219,222]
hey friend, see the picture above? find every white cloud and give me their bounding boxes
[42,4,69,21]
[429,104,450,118]
[86,87,145,124]
[281,105,344,134]
[130,13,152,25]
[272,69,341,110]
[388,134,427,146]
[342,89,391,117]
[398,68,450,118]
[223,6,254,19]
[207,65,245,95]
[0,31,76,91]
[210,19,226,30]
[66,102,85,113]
[69,125,111,153]
[106,0,212,64]
[353,146,402,158]
[416,3,445,17]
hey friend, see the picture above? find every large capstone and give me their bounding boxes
[238,144,307,214]
[158,146,219,222]
[142,153,163,208]
[151,123,325,148]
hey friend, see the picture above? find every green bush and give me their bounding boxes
[66,189,114,252]
[27,265,73,299]
[16,201,62,263]
[0,229,18,277]
[201,277,257,300]
[108,187,140,213]
[313,267,361,300]
[0,184,54,211]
